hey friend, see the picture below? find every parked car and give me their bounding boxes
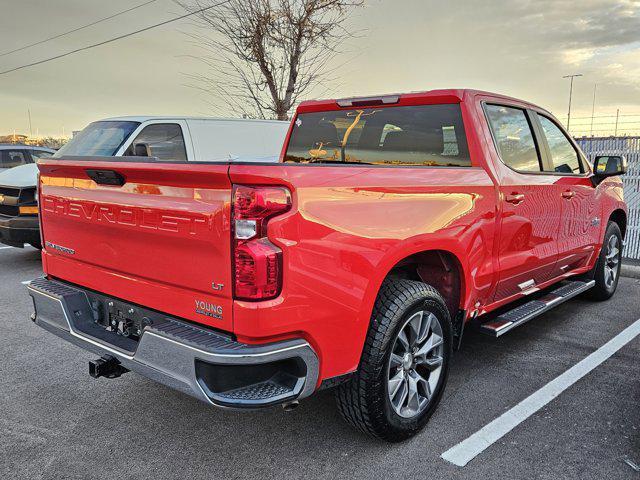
[0,144,54,172]
[0,146,55,248]
[0,117,288,249]
[28,90,627,441]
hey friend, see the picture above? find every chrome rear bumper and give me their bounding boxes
[28,277,319,408]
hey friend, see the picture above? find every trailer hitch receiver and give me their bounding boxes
[89,355,129,379]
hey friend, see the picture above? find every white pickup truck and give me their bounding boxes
[0,116,289,249]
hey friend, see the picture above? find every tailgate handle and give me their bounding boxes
[86,169,125,186]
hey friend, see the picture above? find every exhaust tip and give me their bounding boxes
[282,400,299,412]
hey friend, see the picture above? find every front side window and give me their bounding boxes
[485,105,541,173]
[124,123,187,161]
[1,150,28,168]
[537,115,582,174]
[284,104,470,167]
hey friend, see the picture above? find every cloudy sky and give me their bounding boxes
[1,0,640,136]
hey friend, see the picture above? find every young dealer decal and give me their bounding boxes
[194,300,223,319]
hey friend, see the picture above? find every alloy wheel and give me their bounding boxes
[387,310,444,419]
[604,234,620,289]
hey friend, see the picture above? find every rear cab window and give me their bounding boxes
[284,104,471,167]
[54,121,140,157]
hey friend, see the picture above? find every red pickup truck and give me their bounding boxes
[29,89,627,441]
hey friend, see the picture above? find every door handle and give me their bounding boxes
[505,193,525,205]
[561,190,576,199]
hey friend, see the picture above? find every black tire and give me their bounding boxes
[585,221,622,301]
[335,278,452,442]
[29,242,42,250]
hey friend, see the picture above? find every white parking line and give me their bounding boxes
[0,246,12,250]
[441,319,640,467]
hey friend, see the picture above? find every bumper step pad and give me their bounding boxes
[29,277,79,298]
[479,280,595,337]
[218,380,296,402]
[148,318,247,353]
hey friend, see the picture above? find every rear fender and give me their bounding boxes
[357,237,474,346]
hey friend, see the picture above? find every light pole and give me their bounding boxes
[563,74,583,132]
[590,84,596,137]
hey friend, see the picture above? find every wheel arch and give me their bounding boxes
[359,244,472,343]
[383,250,466,322]
[609,208,627,239]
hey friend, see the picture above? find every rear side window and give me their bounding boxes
[537,115,582,174]
[0,150,28,168]
[485,105,541,173]
[124,123,187,161]
[284,104,470,167]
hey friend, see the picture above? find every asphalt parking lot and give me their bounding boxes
[1,246,638,480]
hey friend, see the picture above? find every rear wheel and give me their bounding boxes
[586,221,622,301]
[335,278,452,441]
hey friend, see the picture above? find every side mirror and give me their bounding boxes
[133,142,151,157]
[593,155,627,184]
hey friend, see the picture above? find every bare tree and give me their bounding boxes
[176,0,364,120]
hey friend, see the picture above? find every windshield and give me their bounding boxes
[284,104,470,167]
[54,121,140,157]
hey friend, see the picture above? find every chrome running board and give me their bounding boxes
[479,280,595,337]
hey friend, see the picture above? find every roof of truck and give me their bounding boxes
[298,89,550,115]
[100,116,288,124]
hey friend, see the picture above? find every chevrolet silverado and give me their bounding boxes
[28,90,628,441]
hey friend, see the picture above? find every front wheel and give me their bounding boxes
[335,278,452,442]
[585,221,622,301]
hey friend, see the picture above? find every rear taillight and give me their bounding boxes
[233,185,291,300]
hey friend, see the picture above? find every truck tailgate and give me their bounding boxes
[37,158,234,331]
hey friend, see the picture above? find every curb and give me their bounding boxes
[621,262,640,279]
